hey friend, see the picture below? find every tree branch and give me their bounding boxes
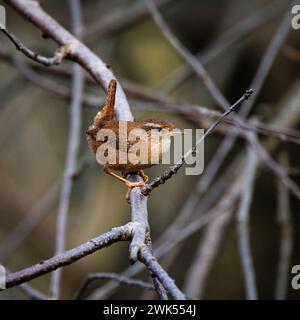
[4,0,132,121]
[145,0,300,201]
[2,0,187,300]
[236,143,258,300]
[4,224,132,289]
[142,89,253,195]
[139,246,185,300]
[275,152,293,300]
[49,0,85,299]
[0,26,70,66]
[74,272,154,300]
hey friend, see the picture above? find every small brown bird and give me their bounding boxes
[86,80,175,200]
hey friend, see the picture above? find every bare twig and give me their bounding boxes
[3,221,186,299]
[275,152,293,300]
[4,0,132,121]
[165,156,243,299]
[50,0,85,299]
[145,0,300,201]
[88,170,244,299]
[236,144,258,300]
[179,30,300,298]
[3,224,133,289]
[2,50,300,145]
[138,246,186,300]
[17,282,49,300]
[142,89,253,195]
[74,272,154,299]
[158,0,287,92]
[86,42,300,304]
[3,0,188,300]
[84,0,174,42]
[0,27,70,66]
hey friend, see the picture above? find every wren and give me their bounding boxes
[86,80,175,200]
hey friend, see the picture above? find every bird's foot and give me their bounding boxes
[139,170,149,183]
[125,181,145,203]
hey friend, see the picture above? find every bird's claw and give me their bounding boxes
[125,181,145,203]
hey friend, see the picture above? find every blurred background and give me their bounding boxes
[0,0,300,299]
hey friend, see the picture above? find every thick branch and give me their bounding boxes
[4,225,132,289]
[4,0,132,121]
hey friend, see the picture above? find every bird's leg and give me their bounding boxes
[139,170,149,183]
[104,167,145,201]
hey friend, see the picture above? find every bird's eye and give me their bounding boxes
[152,127,162,132]
[143,122,163,132]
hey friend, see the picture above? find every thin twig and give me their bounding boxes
[184,4,294,191]
[84,0,174,42]
[142,89,253,195]
[50,0,85,299]
[275,152,293,300]
[74,272,154,299]
[2,50,300,145]
[0,27,70,66]
[236,143,258,300]
[179,27,300,298]
[88,169,244,299]
[17,283,49,300]
[2,0,189,301]
[88,77,300,301]
[158,0,287,92]
[162,156,243,298]
[4,0,132,121]
[145,0,300,200]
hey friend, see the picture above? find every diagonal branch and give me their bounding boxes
[4,224,132,289]
[158,0,287,92]
[3,0,187,300]
[144,0,300,201]
[1,50,300,145]
[142,89,253,195]
[3,0,132,121]
[0,26,70,66]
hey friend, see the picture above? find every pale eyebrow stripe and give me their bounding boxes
[144,123,162,128]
